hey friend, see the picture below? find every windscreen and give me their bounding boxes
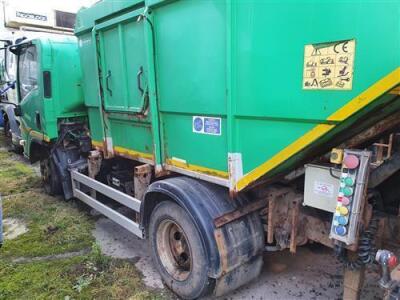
[5,49,16,82]
[0,48,5,83]
[18,45,38,100]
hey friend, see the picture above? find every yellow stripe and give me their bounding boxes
[236,67,400,191]
[92,140,154,161]
[166,158,229,179]
[93,140,227,178]
[236,124,335,190]
[328,68,400,121]
[114,146,153,160]
[92,140,103,148]
[93,141,227,178]
[21,124,51,143]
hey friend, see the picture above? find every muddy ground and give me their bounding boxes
[0,131,385,299]
[95,217,384,300]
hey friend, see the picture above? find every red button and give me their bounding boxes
[342,197,350,206]
[388,255,398,268]
[344,155,359,169]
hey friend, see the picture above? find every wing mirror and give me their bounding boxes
[14,105,22,117]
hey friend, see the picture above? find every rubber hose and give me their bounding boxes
[334,211,379,270]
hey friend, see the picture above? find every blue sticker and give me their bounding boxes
[204,117,221,135]
[193,116,221,135]
[193,117,203,132]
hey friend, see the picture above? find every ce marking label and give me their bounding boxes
[334,41,350,54]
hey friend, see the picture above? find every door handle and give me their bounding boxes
[106,70,112,96]
[35,111,42,130]
[137,66,144,96]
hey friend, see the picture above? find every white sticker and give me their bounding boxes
[193,116,221,136]
[313,181,335,198]
[303,39,355,90]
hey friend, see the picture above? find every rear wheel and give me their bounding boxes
[149,201,213,299]
[40,157,62,195]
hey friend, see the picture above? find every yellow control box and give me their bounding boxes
[330,148,344,164]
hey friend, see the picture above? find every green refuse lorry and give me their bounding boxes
[11,1,400,298]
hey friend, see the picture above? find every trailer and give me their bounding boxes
[11,0,400,299]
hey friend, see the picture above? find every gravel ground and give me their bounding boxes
[94,217,385,300]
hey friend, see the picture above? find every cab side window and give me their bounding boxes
[6,50,16,82]
[18,45,38,100]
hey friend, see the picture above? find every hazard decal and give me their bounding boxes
[303,39,355,90]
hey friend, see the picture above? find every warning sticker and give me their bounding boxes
[193,116,221,136]
[303,40,355,90]
[313,181,335,198]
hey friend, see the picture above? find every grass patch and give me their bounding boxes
[0,132,165,299]
[0,151,41,196]
[0,256,86,299]
[0,191,95,259]
[0,131,7,146]
[0,245,163,300]
[0,139,94,259]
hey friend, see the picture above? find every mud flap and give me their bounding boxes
[52,147,85,200]
[214,256,263,296]
[213,210,265,295]
[51,123,90,200]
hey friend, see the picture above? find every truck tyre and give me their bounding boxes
[40,157,62,195]
[3,120,10,139]
[149,201,213,299]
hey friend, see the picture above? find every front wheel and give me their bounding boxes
[149,201,213,299]
[40,157,62,196]
[3,120,11,139]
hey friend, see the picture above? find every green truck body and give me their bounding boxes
[14,36,86,158]
[75,0,400,192]
[10,1,400,299]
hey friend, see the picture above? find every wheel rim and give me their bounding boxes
[156,219,192,281]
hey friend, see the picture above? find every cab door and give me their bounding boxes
[17,43,43,135]
[97,10,148,113]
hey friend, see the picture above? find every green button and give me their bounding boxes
[343,187,353,196]
[345,177,354,186]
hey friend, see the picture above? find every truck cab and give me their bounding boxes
[0,33,71,151]
[12,36,85,153]
[11,36,87,195]
[0,0,84,151]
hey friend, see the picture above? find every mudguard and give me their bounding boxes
[142,176,264,293]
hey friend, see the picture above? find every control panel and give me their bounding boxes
[330,149,371,245]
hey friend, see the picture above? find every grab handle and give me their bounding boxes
[137,66,144,96]
[106,70,112,96]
